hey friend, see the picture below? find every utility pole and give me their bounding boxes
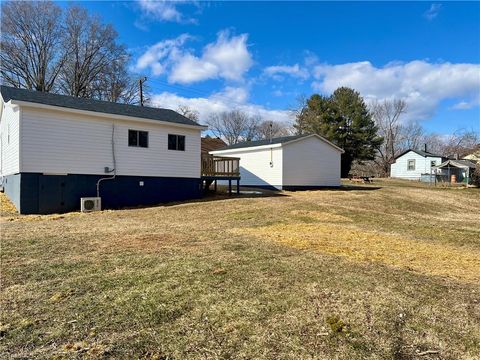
[269,121,273,143]
[139,77,147,106]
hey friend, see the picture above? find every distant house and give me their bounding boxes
[210,134,344,189]
[390,147,447,180]
[462,147,480,163]
[0,86,206,214]
[201,136,227,155]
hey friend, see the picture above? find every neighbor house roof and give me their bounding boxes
[394,148,445,159]
[215,134,343,153]
[0,85,203,127]
[435,159,477,169]
[201,136,227,154]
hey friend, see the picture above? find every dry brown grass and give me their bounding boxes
[234,222,480,283]
[1,179,479,359]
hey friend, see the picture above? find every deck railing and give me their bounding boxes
[201,154,240,177]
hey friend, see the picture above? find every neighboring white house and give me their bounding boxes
[390,148,446,180]
[0,86,206,214]
[210,134,344,189]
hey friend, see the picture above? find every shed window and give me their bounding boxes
[168,134,185,151]
[430,160,437,167]
[129,130,148,148]
[407,159,415,171]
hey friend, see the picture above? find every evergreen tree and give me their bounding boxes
[295,87,383,177]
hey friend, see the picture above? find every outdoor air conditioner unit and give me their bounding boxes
[80,197,101,212]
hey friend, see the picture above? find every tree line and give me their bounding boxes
[206,88,478,178]
[1,1,143,104]
[2,2,477,177]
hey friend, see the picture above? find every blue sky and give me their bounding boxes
[74,1,479,135]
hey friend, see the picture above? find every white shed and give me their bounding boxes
[210,134,344,190]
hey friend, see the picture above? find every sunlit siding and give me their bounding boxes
[282,136,341,187]
[390,151,443,180]
[213,146,283,189]
[20,107,201,178]
[0,101,20,176]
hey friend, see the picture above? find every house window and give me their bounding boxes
[128,130,148,148]
[430,160,436,167]
[168,134,185,151]
[407,159,415,171]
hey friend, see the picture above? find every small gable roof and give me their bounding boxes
[0,85,203,127]
[201,137,227,154]
[217,134,344,152]
[395,149,444,159]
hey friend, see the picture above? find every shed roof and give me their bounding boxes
[0,85,203,127]
[217,134,343,152]
[435,159,477,169]
[201,136,227,154]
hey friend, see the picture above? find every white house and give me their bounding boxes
[0,86,206,214]
[210,134,344,190]
[390,148,446,180]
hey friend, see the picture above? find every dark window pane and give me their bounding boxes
[168,134,177,150]
[128,130,137,146]
[139,131,148,148]
[178,135,185,151]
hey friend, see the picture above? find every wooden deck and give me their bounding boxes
[201,155,240,193]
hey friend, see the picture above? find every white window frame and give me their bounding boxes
[407,159,415,171]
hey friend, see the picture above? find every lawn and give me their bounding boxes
[1,180,479,359]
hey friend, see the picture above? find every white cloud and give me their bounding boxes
[263,64,309,80]
[170,30,253,84]
[135,34,191,76]
[424,4,442,21]
[150,87,292,124]
[137,0,196,23]
[311,60,480,121]
[135,30,253,84]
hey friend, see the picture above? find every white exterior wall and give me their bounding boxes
[390,151,443,180]
[214,146,284,189]
[282,136,341,187]
[0,100,21,176]
[20,106,201,178]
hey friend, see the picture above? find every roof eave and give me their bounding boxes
[210,142,283,154]
[281,134,344,153]
[10,99,208,130]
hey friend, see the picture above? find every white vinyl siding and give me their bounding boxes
[0,101,20,176]
[282,136,341,187]
[215,146,283,189]
[390,151,443,180]
[212,136,342,189]
[20,106,201,178]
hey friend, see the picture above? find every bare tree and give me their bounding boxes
[58,6,127,98]
[255,120,293,140]
[442,129,479,158]
[370,99,407,176]
[0,1,67,91]
[176,105,200,122]
[207,110,261,145]
[400,121,424,150]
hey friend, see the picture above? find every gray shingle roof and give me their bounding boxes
[218,134,310,150]
[395,149,445,159]
[0,85,203,127]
